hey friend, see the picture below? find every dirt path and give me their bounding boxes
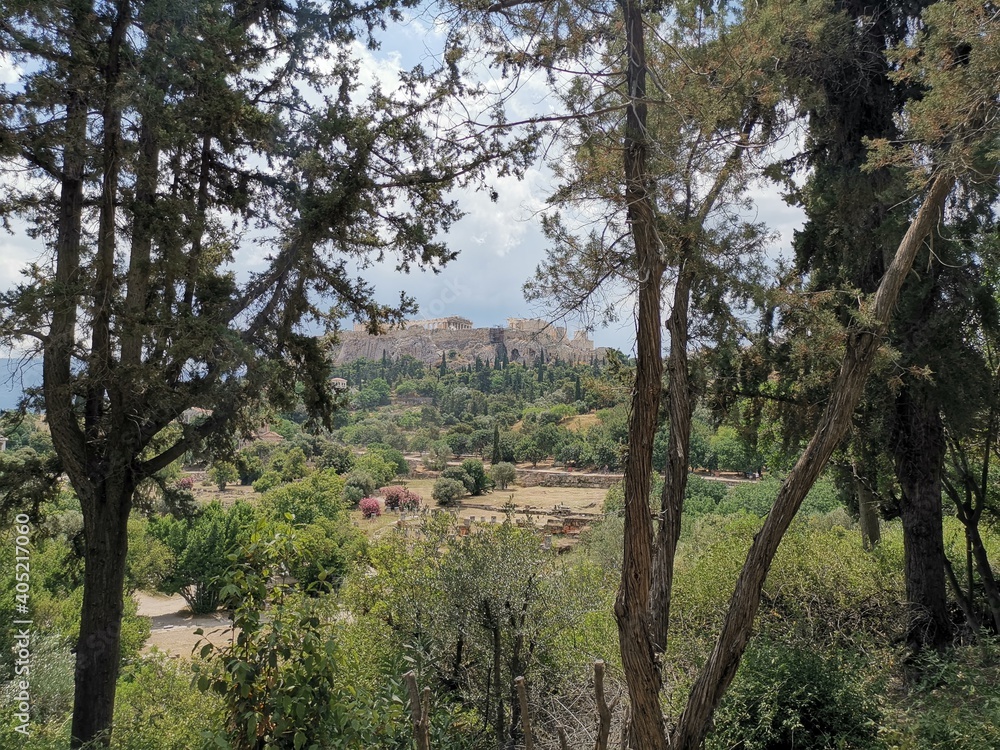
[135,592,234,657]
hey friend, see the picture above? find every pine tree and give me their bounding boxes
[0,2,530,745]
[491,424,502,464]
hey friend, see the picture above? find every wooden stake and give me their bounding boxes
[515,676,533,750]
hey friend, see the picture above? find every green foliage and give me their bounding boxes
[342,471,377,507]
[356,378,392,409]
[353,453,397,488]
[259,469,346,526]
[125,517,174,593]
[236,448,265,486]
[343,518,579,749]
[423,439,452,470]
[708,426,755,472]
[460,459,490,495]
[252,470,283,494]
[150,501,257,614]
[882,641,1000,750]
[318,442,355,474]
[279,447,309,483]
[112,654,220,750]
[490,461,517,490]
[709,641,883,750]
[209,461,239,491]
[717,477,844,517]
[366,443,409,477]
[195,523,342,750]
[289,518,367,592]
[0,634,74,725]
[432,478,467,506]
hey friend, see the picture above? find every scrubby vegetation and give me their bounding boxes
[4,404,1000,748]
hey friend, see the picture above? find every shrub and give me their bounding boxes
[318,442,354,474]
[359,497,382,519]
[343,471,377,507]
[209,460,238,490]
[460,458,490,495]
[291,518,368,591]
[113,654,221,750]
[432,478,466,506]
[353,452,396,488]
[709,641,882,750]
[490,462,516,490]
[423,440,452,471]
[280,446,309,482]
[366,443,409,477]
[380,485,421,512]
[236,448,265,485]
[442,465,473,492]
[342,484,365,508]
[149,501,257,614]
[252,470,283,493]
[175,476,195,491]
[259,469,347,525]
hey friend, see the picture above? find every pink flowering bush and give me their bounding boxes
[380,485,422,512]
[176,476,195,491]
[359,497,382,519]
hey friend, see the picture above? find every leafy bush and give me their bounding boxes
[380,485,421,512]
[442,465,474,492]
[280,446,309,482]
[113,653,221,750]
[490,462,516,490]
[125,517,174,593]
[882,641,1000,750]
[709,641,882,750]
[194,525,342,750]
[366,443,409,476]
[319,442,355,474]
[423,440,451,470]
[209,460,238,490]
[175,476,195,492]
[235,448,265,485]
[353,452,396,488]
[433,478,467,506]
[150,501,257,613]
[290,518,367,591]
[460,459,490,495]
[359,497,382,519]
[259,469,346,525]
[343,471,376,507]
[252,470,283,493]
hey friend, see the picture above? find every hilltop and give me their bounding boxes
[331,316,610,368]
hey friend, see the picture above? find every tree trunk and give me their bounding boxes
[966,523,1000,632]
[71,475,133,748]
[650,265,694,652]
[893,386,951,651]
[856,474,881,550]
[613,0,668,747]
[668,173,954,749]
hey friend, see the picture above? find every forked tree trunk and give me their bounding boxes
[667,173,954,749]
[613,0,669,746]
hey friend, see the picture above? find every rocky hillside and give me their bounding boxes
[330,327,607,368]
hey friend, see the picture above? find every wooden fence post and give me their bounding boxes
[404,670,431,750]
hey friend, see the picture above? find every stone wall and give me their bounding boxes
[514,468,622,489]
